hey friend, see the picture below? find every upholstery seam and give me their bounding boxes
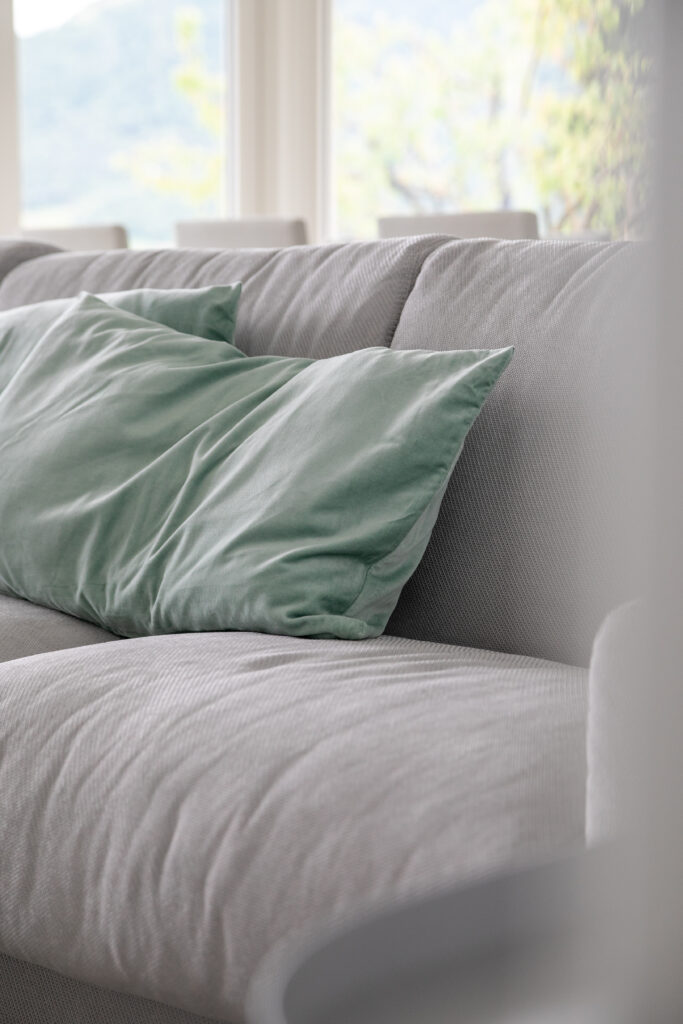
[386,235,453,349]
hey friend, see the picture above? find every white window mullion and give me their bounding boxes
[0,0,20,234]
[232,0,331,243]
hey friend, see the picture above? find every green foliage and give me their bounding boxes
[334,0,650,238]
[19,0,225,246]
[27,0,645,243]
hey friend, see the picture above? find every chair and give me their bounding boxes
[378,210,539,241]
[21,224,128,250]
[549,230,612,242]
[175,217,308,249]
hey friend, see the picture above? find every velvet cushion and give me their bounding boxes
[0,293,511,638]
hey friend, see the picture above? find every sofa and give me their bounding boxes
[0,236,640,1024]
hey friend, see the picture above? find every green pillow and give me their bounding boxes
[0,283,241,391]
[0,294,512,639]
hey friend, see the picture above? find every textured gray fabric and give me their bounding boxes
[0,240,61,288]
[389,239,645,666]
[0,954,226,1024]
[0,631,586,1023]
[0,236,638,664]
[0,594,117,663]
[0,237,447,358]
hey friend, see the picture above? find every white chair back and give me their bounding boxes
[21,224,128,250]
[175,218,308,249]
[378,211,539,241]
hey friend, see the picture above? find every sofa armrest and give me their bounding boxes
[0,238,62,292]
[586,600,645,846]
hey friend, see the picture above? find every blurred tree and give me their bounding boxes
[117,0,649,240]
[334,0,650,238]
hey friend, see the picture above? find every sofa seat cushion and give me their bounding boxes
[0,632,587,1022]
[0,594,117,663]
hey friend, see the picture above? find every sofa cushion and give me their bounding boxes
[0,292,511,639]
[0,953,217,1024]
[0,239,61,289]
[389,238,647,666]
[0,631,586,1022]
[0,594,116,663]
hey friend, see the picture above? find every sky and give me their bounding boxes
[13,0,102,37]
[336,0,478,31]
[14,0,478,38]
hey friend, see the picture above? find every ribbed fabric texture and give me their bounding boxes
[0,237,447,359]
[0,630,586,1023]
[0,954,224,1024]
[389,239,647,666]
[0,595,116,663]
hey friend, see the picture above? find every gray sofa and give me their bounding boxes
[0,237,638,1023]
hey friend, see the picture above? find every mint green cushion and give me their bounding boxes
[0,283,241,390]
[0,294,512,639]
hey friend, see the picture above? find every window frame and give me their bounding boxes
[1,0,332,242]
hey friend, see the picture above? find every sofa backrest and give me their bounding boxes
[0,238,446,357]
[0,237,642,666]
[387,239,643,667]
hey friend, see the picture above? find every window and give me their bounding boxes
[332,0,649,240]
[6,1,649,246]
[14,0,230,247]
